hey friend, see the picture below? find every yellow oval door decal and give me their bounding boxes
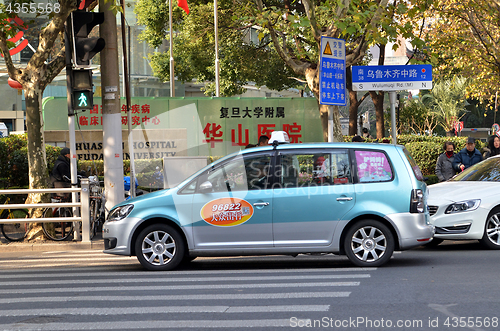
[200,198,254,227]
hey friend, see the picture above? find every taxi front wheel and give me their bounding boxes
[135,224,185,271]
[344,220,394,267]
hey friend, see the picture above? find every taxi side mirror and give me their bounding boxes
[199,181,213,193]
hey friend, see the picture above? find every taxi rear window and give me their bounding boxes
[355,150,393,182]
[402,148,424,181]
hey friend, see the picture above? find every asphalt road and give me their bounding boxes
[0,240,499,330]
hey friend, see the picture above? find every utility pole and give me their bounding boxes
[100,0,124,209]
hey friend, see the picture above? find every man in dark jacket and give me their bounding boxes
[51,147,71,187]
[50,147,72,199]
[453,137,483,172]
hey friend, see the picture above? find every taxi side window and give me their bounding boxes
[354,150,393,183]
[245,155,271,190]
[198,154,271,193]
[279,151,351,187]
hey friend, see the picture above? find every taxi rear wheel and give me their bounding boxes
[344,220,394,267]
[135,224,185,271]
[480,208,500,249]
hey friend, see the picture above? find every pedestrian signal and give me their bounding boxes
[71,69,94,111]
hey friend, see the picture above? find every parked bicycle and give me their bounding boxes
[41,174,102,241]
[89,175,105,238]
[0,196,30,242]
[41,195,74,241]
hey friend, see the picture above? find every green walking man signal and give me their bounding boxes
[71,69,94,111]
[75,90,91,108]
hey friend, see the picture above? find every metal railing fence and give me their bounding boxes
[0,178,91,242]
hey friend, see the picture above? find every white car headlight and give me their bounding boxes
[445,199,480,214]
[107,204,134,222]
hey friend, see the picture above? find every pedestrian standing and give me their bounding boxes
[453,137,483,172]
[435,141,457,182]
[362,128,373,139]
[482,135,500,159]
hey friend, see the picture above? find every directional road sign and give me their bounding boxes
[351,64,432,91]
[319,37,346,106]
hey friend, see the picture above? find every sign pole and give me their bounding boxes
[65,17,80,240]
[328,105,333,142]
[389,91,397,144]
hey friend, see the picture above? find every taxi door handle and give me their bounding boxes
[336,197,353,201]
[253,202,270,206]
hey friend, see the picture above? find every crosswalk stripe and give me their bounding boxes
[0,257,135,263]
[2,319,293,330]
[0,281,360,295]
[0,273,369,286]
[0,304,331,317]
[0,267,376,278]
[0,292,350,304]
[0,262,137,269]
[0,252,374,330]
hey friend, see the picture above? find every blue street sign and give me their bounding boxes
[351,64,432,91]
[319,37,346,106]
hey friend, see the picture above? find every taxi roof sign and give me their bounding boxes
[269,131,290,145]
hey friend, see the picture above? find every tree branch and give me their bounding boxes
[255,0,310,75]
[326,0,351,37]
[0,30,22,82]
[302,0,321,42]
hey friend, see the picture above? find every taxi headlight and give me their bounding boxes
[107,204,134,222]
[445,199,480,214]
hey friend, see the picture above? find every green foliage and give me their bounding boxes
[9,147,29,187]
[423,77,470,132]
[139,0,301,96]
[398,97,439,135]
[0,134,28,187]
[135,0,422,98]
[0,135,99,187]
[425,174,439,185]
[404,141,442,176]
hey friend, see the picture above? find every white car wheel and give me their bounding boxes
[480,208,500,249]
[344,220,395,267]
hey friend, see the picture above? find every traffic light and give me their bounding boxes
[71,69,94,111]
[70,10,105,68]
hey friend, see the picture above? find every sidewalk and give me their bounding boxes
[0,235,105,253]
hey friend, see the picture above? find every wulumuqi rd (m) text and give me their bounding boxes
[289,316,499,328]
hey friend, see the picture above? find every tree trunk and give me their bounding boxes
[371,91,385,139]
[317,103,343,142]
[24,87,50,240]
[349,90,359,136]
[25,88,49,190]
[347,66,358,136]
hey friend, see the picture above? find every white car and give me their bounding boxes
[428,155,500,248]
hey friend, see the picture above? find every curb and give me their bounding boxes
[0,240,104,252]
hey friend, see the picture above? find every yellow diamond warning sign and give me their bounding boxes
[323,41,332,56]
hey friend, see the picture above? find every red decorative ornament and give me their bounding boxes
[7,77,22,90]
